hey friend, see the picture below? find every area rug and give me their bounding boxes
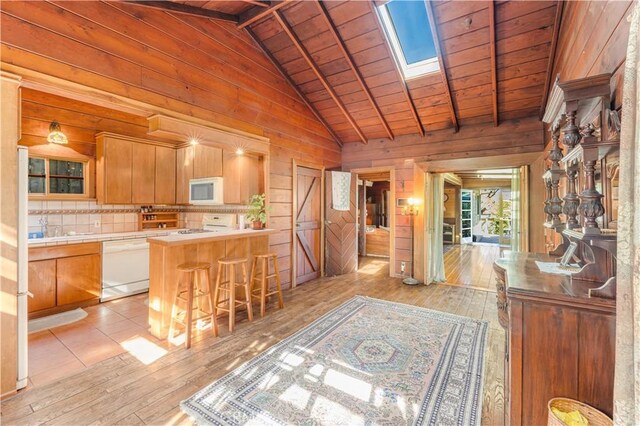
[28,308,87,334]
[181,296,488,426]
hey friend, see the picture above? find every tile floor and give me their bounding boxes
[27,293,164,388]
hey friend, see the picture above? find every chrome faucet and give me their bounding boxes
[38,217,48,235]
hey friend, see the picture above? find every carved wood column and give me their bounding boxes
[547,128,564,226]
[562,109,581,229]
[543,171,553,224]
[578,125,605,234]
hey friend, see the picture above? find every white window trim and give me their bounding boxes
[377,2,440,80]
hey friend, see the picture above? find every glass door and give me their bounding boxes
[461,189,473,244]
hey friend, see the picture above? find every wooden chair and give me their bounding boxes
[168,262,217,349]
[250,253,284,317]
[213,257,253,333]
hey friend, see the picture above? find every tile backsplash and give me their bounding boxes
[28,200,250,237]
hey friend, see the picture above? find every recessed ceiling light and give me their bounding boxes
[189,138,199,145]
[235,148,245,155]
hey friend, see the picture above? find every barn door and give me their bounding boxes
[325,171,357,276]
[294,166,322,286]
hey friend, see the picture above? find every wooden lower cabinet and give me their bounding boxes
[28,259,56,313]
[495,252,615,425]
[28,243,101,318]
[56,254,101,305]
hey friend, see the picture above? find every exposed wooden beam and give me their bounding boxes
[274,10,368,144]
[240,0,271,8]
[424,0,459,132]
[540,1,564,119]
[237,0,291,29]
[369,1,424,137]
[245,27,343,148]
[316,0,394,141]
[122,1,238,23]
[488,1,498,127]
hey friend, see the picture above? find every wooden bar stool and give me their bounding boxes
[168,262,217,349]
[213,257,253,333]
[250,253,284,317]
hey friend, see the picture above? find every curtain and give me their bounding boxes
[428,174,446,283]
[614,3,640,425]
[510,168,521,251]
[510,166,529,252]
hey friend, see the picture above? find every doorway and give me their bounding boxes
[352,169,395,276]
[292,161,324,287]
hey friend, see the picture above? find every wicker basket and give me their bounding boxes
[548,398,613,426]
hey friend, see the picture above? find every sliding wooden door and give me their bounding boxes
[293,166,323,286]
[325,171,357,277]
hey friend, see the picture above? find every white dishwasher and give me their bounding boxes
[102,238,150,301]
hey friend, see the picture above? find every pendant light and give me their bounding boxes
[47,121,68,144]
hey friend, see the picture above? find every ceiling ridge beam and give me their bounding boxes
[424,0,459,132]
[122,1,238,23]
[238,0,291,29]
[315,0,394,141]
[369,1,424,137]
[539,0,564,119]
[489,1,499,127]
[245,27,343,148]
[274,10,368,144]
[241,1,271,8]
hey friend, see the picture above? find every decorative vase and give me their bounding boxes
[252,221,264,230]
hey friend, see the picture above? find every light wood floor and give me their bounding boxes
[2,261,505,425]
[444,244,503,290]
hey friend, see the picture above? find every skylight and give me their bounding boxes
[377,0,440,79]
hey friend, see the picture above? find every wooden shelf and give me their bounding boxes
[138,211,179,231]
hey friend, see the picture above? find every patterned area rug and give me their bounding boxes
[181,296,488,425]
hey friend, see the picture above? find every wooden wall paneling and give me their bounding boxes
[488,0,499,126]
[424,0,459,132]
[273,10,368,144]
[539,1,563,119]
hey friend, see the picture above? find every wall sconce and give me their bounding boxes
[402,197,420,216]
[47,121,68,145]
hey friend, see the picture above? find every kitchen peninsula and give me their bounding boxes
[146,228,277,339]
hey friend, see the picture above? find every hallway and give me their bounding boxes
[444,244,503,290]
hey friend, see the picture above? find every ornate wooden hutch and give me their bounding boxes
[494,74,619,425]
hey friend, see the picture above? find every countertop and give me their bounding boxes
[494,251,615,311]
[147,228,278,247]
[28,228,182,247]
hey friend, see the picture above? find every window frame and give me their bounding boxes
[377,1,440,80]
[28,155,90,200]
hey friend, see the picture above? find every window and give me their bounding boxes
[29,156,87,197]
[377,0,440,79]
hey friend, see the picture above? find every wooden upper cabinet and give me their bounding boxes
[223,150,261,205]
[97,133,178,205]
[193,145,223,178]
[176,145,194,205]
[28,259,56,313]
[96,134,132,204]
[155,146,176,205]
[131,143,156,205]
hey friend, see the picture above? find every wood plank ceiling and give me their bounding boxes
[130,0,561,145]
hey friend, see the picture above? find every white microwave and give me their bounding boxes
[189,177,224,205]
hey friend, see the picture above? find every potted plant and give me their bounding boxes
[246,193,269,230]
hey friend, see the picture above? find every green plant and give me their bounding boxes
[481,196,512,236]
[246,193,270,224]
